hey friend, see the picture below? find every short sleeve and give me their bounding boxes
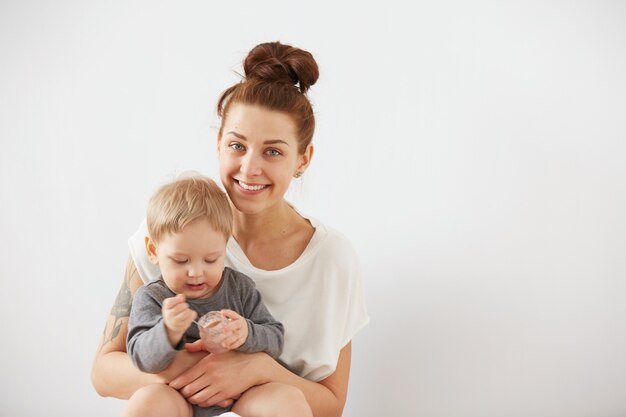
[128,218,161,284]
[340,246,370,348]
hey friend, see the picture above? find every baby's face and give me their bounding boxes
[153,218,227,299]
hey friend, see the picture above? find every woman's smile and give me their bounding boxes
[236,179,270,193]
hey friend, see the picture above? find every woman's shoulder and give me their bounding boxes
[128,218,161,283]
[304,216,360,268]
[308,216,356,252]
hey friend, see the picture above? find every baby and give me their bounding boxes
[121,175,308,417]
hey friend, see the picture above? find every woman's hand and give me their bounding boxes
[156,349,207,383]
[169,350,267,407]
[184,339,206,353]
[172,341,353,417]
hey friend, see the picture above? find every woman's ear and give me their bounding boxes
[145,236,159,264]
[296,143,314,175]
[216,132,222,157]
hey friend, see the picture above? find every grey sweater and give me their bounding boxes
[127,267,284,373]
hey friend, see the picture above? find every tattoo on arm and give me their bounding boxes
[100,261,134,350]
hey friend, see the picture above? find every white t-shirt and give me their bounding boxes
[128,215,369,382]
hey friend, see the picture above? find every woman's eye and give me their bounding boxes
[229,143,245,151]
[265,148,281,157]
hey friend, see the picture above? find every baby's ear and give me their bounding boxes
[145,236,159,264]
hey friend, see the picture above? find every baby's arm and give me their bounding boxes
[127,288,196,373]
[162,294,198,347]
[236,309,284,359]
[210,307,284,359]
[235,281,285,359]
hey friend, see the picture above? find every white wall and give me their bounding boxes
[1,1,625,416]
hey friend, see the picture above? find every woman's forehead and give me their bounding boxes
[223,104,298,138]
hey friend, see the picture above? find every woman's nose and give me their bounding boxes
[240,153,262,177]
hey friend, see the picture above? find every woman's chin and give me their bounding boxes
[230,199,265,215]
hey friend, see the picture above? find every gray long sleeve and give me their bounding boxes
[127,285,183,373]
[126,267,284,374]
[235,276,284,358]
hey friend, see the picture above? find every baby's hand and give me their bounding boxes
[162,294,198,347]
[219,309,248,350]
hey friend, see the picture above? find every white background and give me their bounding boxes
[1,1,625,416]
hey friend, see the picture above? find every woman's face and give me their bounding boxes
[217,103,311,215]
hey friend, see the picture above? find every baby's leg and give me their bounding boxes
[120,383,192,417]
[231,382,312,417]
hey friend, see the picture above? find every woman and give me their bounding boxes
[92,41,369,417]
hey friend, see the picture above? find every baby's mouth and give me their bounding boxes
[187,283,205,291]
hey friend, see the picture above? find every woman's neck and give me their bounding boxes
[230,199,315,270]
[231,200,300,245]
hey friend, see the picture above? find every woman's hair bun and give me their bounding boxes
[243,42,319,94]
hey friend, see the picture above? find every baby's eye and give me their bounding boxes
[229,143,245,151]
[171,258,188,264]
[265,148,281,157]
[204,259,217,264]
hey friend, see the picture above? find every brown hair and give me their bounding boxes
[217,41,319,153]
[147,175,232,243]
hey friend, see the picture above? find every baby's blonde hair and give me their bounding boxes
[147,174,232,243]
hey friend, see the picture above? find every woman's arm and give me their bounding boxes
[275,342,352,417]
[91,256,207,398]
[170,342,353,417]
